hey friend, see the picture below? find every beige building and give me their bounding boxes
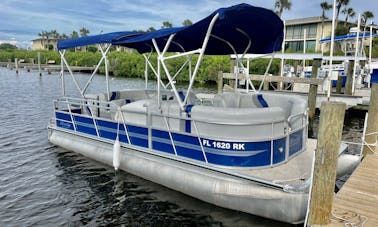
[285,16,335,52]
[32,38,59,51]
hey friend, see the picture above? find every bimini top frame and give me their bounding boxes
[57,3,284,109]
[57,31,143,100]
[114,3,284,110]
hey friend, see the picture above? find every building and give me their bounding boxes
[285,16,334,52]
[285,17,378,54]
[32,38,59,51]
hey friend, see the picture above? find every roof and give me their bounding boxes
[320,33,378,43]
[285,16,353,26]
[286,16,331,26]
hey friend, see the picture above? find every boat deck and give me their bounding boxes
[327,154,378,227]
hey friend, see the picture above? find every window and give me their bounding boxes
[286,23,318,39]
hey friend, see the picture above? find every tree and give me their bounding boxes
[320,1,333,38]
[182,19,193,26]
[71,30,79,38]
[0,43,17,50]
[335,0,350,25]
[161,21,173,28]
[60,33,69,39]
[342,7,355,27]
[50,29,60,39]
[79,27,90,37]
[361,11,374,26]
[274,0,292,18]
[147,27,156,32]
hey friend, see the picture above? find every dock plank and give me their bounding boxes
[327,154,378,227]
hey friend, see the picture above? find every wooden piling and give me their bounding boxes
[307,101,346,226]
[308,58,321,135]
[217,71,223,93]
[336,75,343,94]
[15,58,19,74]
[345,60,354,95]
[263,80,269,90]
[362,71,378,155]
[37,52,42,76]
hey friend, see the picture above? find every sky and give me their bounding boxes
[1,0,377,49]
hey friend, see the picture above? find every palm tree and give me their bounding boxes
[361,11,374,36]
[38,30,51,49]
[335,0,350,25]
[146,27,156,32]
[79,27,90,37]
[342,7,355,27]
[50,30,60,39]
[320,1,333,38]
[71,30,79,38]
[361,11,374,26]
[161,21,173,28]
[274,0,292,18]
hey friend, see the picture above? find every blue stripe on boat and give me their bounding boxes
[257,94,269,108]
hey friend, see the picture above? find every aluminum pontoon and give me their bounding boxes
[48,4,358,224]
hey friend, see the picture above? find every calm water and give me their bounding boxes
[0,68,364,226]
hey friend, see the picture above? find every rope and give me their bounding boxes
[361,131,378,155]
[304,147,317,226]
[331,209,368,227]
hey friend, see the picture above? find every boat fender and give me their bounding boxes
[113,106,121,171]
[113,136,120,171]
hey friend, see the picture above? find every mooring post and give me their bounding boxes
[308,58,321,135]
[229,61,235,89]
[37,51,42,76]
[336,74,343,94]
[345,60,354,95]
[15,58,19,74]
[217,71,223,93]
[263,80,269,90]
[363,69,378,155]
[307,101,346,226]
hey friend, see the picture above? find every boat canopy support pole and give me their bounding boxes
[149,13,219,110]
[59,50,84,98]
[183,13,219,108]
[258,53,275,92]
[59,44,112,98]
[352,14,361,95]
[60,50,66,97]
[82,44,112,98]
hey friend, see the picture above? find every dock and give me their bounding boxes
[221,72,371,110]
[0,62,96,73]
[328,154,378,227]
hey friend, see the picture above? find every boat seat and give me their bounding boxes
[190,105,286,140]
[212,92,240,108]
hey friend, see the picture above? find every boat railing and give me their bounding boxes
[52,97,308,167]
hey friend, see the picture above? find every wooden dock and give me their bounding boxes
[0,62,96,72]
[327,154,378,227]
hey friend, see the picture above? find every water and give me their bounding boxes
[0,68,365,226]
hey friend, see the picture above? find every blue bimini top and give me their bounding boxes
[114,3,284,55]
[57,4,284,55]
[57,31,142,50]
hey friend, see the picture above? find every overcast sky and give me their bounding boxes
[1,0,377,48]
